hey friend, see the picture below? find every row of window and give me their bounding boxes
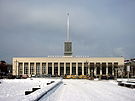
[18,62,118,75]
[18,63,46,75]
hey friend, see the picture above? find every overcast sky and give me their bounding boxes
[0,0,135,63]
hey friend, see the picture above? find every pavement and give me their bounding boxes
[39,79,135,101]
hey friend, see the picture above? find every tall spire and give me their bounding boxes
[64,13,72,56]
[67,13,70,41]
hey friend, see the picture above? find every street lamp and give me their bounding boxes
[127,64,130,82]
[115,68,118,80]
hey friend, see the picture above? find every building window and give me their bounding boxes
[96,63,100,75]
[48,63,52,75]
[78,63,82,75]
[18,63,23,75]
[102,63,106,75]
[60,63,64,76]
[108,63,112,75]
[72,63,76,75]
[90,63,94,76]
[114,62,118,76]
[30,63,34,75]
[42,63,46,74]
[66,63,70,75]
[24,63,28,74]
[36,63,40,75]
[54,63,58,76]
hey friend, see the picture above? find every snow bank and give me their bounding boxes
[117,78,135,82]
[23,79,63,101]
[0,78,62,101]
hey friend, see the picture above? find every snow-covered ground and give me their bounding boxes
[117,78,135,82]
[0,79,135,101]
[0,78,62,101]
[39,79,135,101]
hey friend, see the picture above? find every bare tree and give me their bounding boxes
[118,65,124,78]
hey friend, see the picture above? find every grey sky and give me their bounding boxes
[0,0,135,63]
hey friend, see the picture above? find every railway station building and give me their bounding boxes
[12,14,124,77]
[12,56,124,77]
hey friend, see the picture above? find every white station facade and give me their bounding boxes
[12,56,124,77]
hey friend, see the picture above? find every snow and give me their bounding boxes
[117,79,135,87]
[39,79,135,101]
[0,78,135,101]
[117,78,135,82]
[0,78,62,101]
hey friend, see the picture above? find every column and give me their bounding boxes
[46,62,48,75]
[58,62,60,76]
[22,62,24,75]
[40,62,42,75]
[76,62,78,75]
[94,63,97,76]
[28,62,30,76]
[52,62,54,75]
[64,62,66,75]
[34,62,36,75]
[16,61,18,75]
[106,63,108,75]
[82,62,84,75]
[13,61,15,75]
[87,62,90,75]
[112,62,114,75]
[70,62,72,75]
[100,62,102,75]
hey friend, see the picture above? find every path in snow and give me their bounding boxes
[39,79,135,101]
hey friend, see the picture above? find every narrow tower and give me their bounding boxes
[64,13,72,56]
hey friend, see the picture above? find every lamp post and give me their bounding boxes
[131,66,133,78]
[121,65,124,82]
[127,64,130,82]
[115,68,118,80]
[130,60,135,78]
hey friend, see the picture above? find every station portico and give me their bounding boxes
[13,56,124,77]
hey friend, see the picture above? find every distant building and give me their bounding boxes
[124,58,135,77]
[0,61,8,75]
